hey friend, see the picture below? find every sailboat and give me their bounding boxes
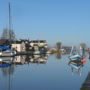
[0,2,15,57]
[0,45,15,57]
[69,46,82,61]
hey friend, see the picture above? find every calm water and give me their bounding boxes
[0,54,90,90]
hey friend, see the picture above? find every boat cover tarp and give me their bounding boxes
[0,46,10,50]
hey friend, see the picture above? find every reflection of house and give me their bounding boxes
[14,55,48,64]
[30,57,47,64]
[29,55,48,64]
[11,41,26,52]
[14,56,26,64]
[81,72,90,90]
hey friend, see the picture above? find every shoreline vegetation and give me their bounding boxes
[49,49,63,54]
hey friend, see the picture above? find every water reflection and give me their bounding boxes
[68,58,86,76]
[1,65,15,76]
[14,55,26,65]
[0,57,15,90]
[0,53,90,90]
[0,54,49,90]
[68,60,84,76]
[55,53,62,60]
[14,54,48,65]
[29,54,48,64]
[0,57,14,76]
[0,54,49,73]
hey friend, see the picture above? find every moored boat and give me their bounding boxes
[69,46,82,61]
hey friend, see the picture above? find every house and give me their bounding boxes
[11,40,48,52]
[11,41,26,52]
[30,40,48,48]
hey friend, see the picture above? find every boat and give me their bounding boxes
[69,46,82,61]
[0,50,12,57]
[69,54,81,61]
[0,2,16,57]
[0,45,16,57]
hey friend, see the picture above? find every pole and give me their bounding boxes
[9,2,11,40]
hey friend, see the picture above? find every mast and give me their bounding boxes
[8,2,15,41]
[9,2,11,40]
[1,2,15,41]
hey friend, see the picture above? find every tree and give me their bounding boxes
[1,28,16,41]
[56,42,62,50]
[80,43,86,49]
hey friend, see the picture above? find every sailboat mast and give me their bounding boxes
[9,2,11,40]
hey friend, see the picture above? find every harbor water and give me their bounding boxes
[0,54,90,90]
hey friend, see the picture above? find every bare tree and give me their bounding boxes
[1,28,16,41]
[80,43,86,49]
[56,42,62,50]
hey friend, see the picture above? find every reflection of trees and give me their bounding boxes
[56,53,62,59]
[81,72,90,90]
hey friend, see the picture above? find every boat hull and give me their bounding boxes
[69,55,81,61]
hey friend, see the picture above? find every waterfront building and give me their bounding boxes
[11,41,26,52]
[30,40,48,48]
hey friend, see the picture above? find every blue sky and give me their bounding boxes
[0,0,90,46]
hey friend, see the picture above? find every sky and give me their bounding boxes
[0,0,90,46]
